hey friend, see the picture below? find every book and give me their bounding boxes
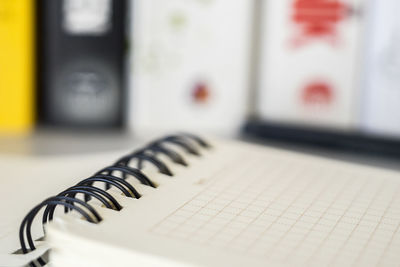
[361,0,400,138]
[245,0,400,156]
[37,0,126,129]
[0,0,34,134]
[3,133,400,266]
[257,0,365,129]
[129,0,253,134]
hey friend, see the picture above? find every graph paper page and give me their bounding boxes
[48,140,400,267]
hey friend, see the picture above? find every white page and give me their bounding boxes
[47,140,400,267]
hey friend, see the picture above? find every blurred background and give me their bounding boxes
[1,0,400,158]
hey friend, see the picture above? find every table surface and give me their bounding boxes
[0,130,399,172]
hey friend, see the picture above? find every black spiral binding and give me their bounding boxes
[18,133,210,267]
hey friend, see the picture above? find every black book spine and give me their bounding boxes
[37,0,127,129]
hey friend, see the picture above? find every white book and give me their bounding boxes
[6,134,400,267]
[129,0,253,135]
[361,0,400,138]
[258,0,365,129]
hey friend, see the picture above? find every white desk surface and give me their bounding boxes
[0,130,399,172]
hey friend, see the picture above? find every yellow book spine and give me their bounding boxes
[0,0,34,135]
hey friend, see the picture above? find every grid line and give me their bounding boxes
[149,151,400,266]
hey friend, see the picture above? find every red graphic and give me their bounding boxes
[302,82,334,106]
[192,82,211,104]
[292,0,352,46]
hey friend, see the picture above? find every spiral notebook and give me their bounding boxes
[3,134,400,267]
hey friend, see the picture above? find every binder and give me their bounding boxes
[37,0,127,129]
[257,0,364,129]
[0,0,34,134]
[129,0,253,134]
